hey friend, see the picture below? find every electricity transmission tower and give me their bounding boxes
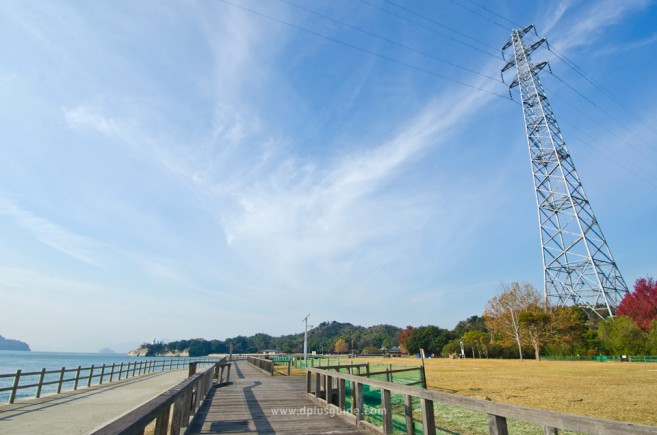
[501,25,629,318]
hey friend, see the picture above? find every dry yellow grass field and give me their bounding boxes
[351,357,657,426]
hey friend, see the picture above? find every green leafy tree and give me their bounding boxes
[647,320,657,355]
[597,316,647,355]
[406,326,454,356]
[454,316,487,337]
[462,330,489,358]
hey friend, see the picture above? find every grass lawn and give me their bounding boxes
[349,357,657,427]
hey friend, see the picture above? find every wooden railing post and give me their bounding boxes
[488,414,508,435]
[88,365,95,388]
[100,364,106,384]
[57,367,66,394]
[404,395,415,435]
[74,365,82,390]
[153,404,171,435]
[36,368,46,398]
[306,371,312,394]
[382,388,393,435]
[109,363,116,382]
[421,398,436,435]
[315,372,321,398]
[189,362,198,377]
[338,378,346,410]
[9,369,21,404]
[118,363,124,380]
[325,375,332,405]
[355,382,364,423]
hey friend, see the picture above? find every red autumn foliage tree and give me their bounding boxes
[397,326,415,353]
[617,276,657,331]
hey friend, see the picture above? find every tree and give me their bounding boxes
[462,330,489,358]
[597,316,647,355]
[397,326,415,353]
[518,305,578,361]
[484,282,542,360]
[617,276,657,331]
[334,338,350,354]
[454,316,487,337]
[647,320,657,355]
[405,326,454,356]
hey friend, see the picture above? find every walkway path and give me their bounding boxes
[187,361,367,434]
[0,369,188,434]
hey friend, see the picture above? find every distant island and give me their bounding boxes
[98,347,116,354]
[0,335,31,351]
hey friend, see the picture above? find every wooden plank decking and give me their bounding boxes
[187,361,368,434]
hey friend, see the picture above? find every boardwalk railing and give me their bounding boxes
[0,357,221,404]
[91,358,230,435]
[247,356,274,375]
[320,362,426,388]
[306,367,657,435]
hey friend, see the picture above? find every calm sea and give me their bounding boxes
[0,350,199,403]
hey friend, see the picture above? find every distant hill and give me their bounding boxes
[98,347,116,354]
[130,321,401,357]
[0,335,31,351]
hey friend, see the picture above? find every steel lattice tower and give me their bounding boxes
[501,25,628,318]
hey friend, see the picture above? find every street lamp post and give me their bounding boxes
[303,314,310,364]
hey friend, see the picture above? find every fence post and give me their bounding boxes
[421,398,436,435]
[404,395,415,435]
[57,367,66,394]
[325,375,333,405]
[338,378,346,410]
[488,414,508,435]
[74,366,82,390]
[100,364,106,385]
[36,368,46,398]
[306,371,312,394]
[9,369,21,404]
[154,404,171,435]
[189,362,198,377]
[315,373,321,398]
[355,382,364,423]
[382,388,393,435]
[118,363,124,380]
[87,365,94,388]
[109,363,116,382]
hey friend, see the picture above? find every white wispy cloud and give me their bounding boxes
[542,0,651,51]
[0,197,103,266]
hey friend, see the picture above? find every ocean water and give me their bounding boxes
[0,350,206,403]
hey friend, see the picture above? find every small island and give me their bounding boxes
[98,347,116,354]
[0,335,31,351]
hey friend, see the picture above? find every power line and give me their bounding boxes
[447,0,511,31]
[280,0,503,83]
[217,0,512,101]
[357,0,502,60]
[547,44,657,138]
[462,0,522,29]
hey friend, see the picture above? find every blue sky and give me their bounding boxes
[1,0,656,352]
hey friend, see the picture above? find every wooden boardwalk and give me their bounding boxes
[187,361,368,434]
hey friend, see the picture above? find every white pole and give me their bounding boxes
[303,314,310,364]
